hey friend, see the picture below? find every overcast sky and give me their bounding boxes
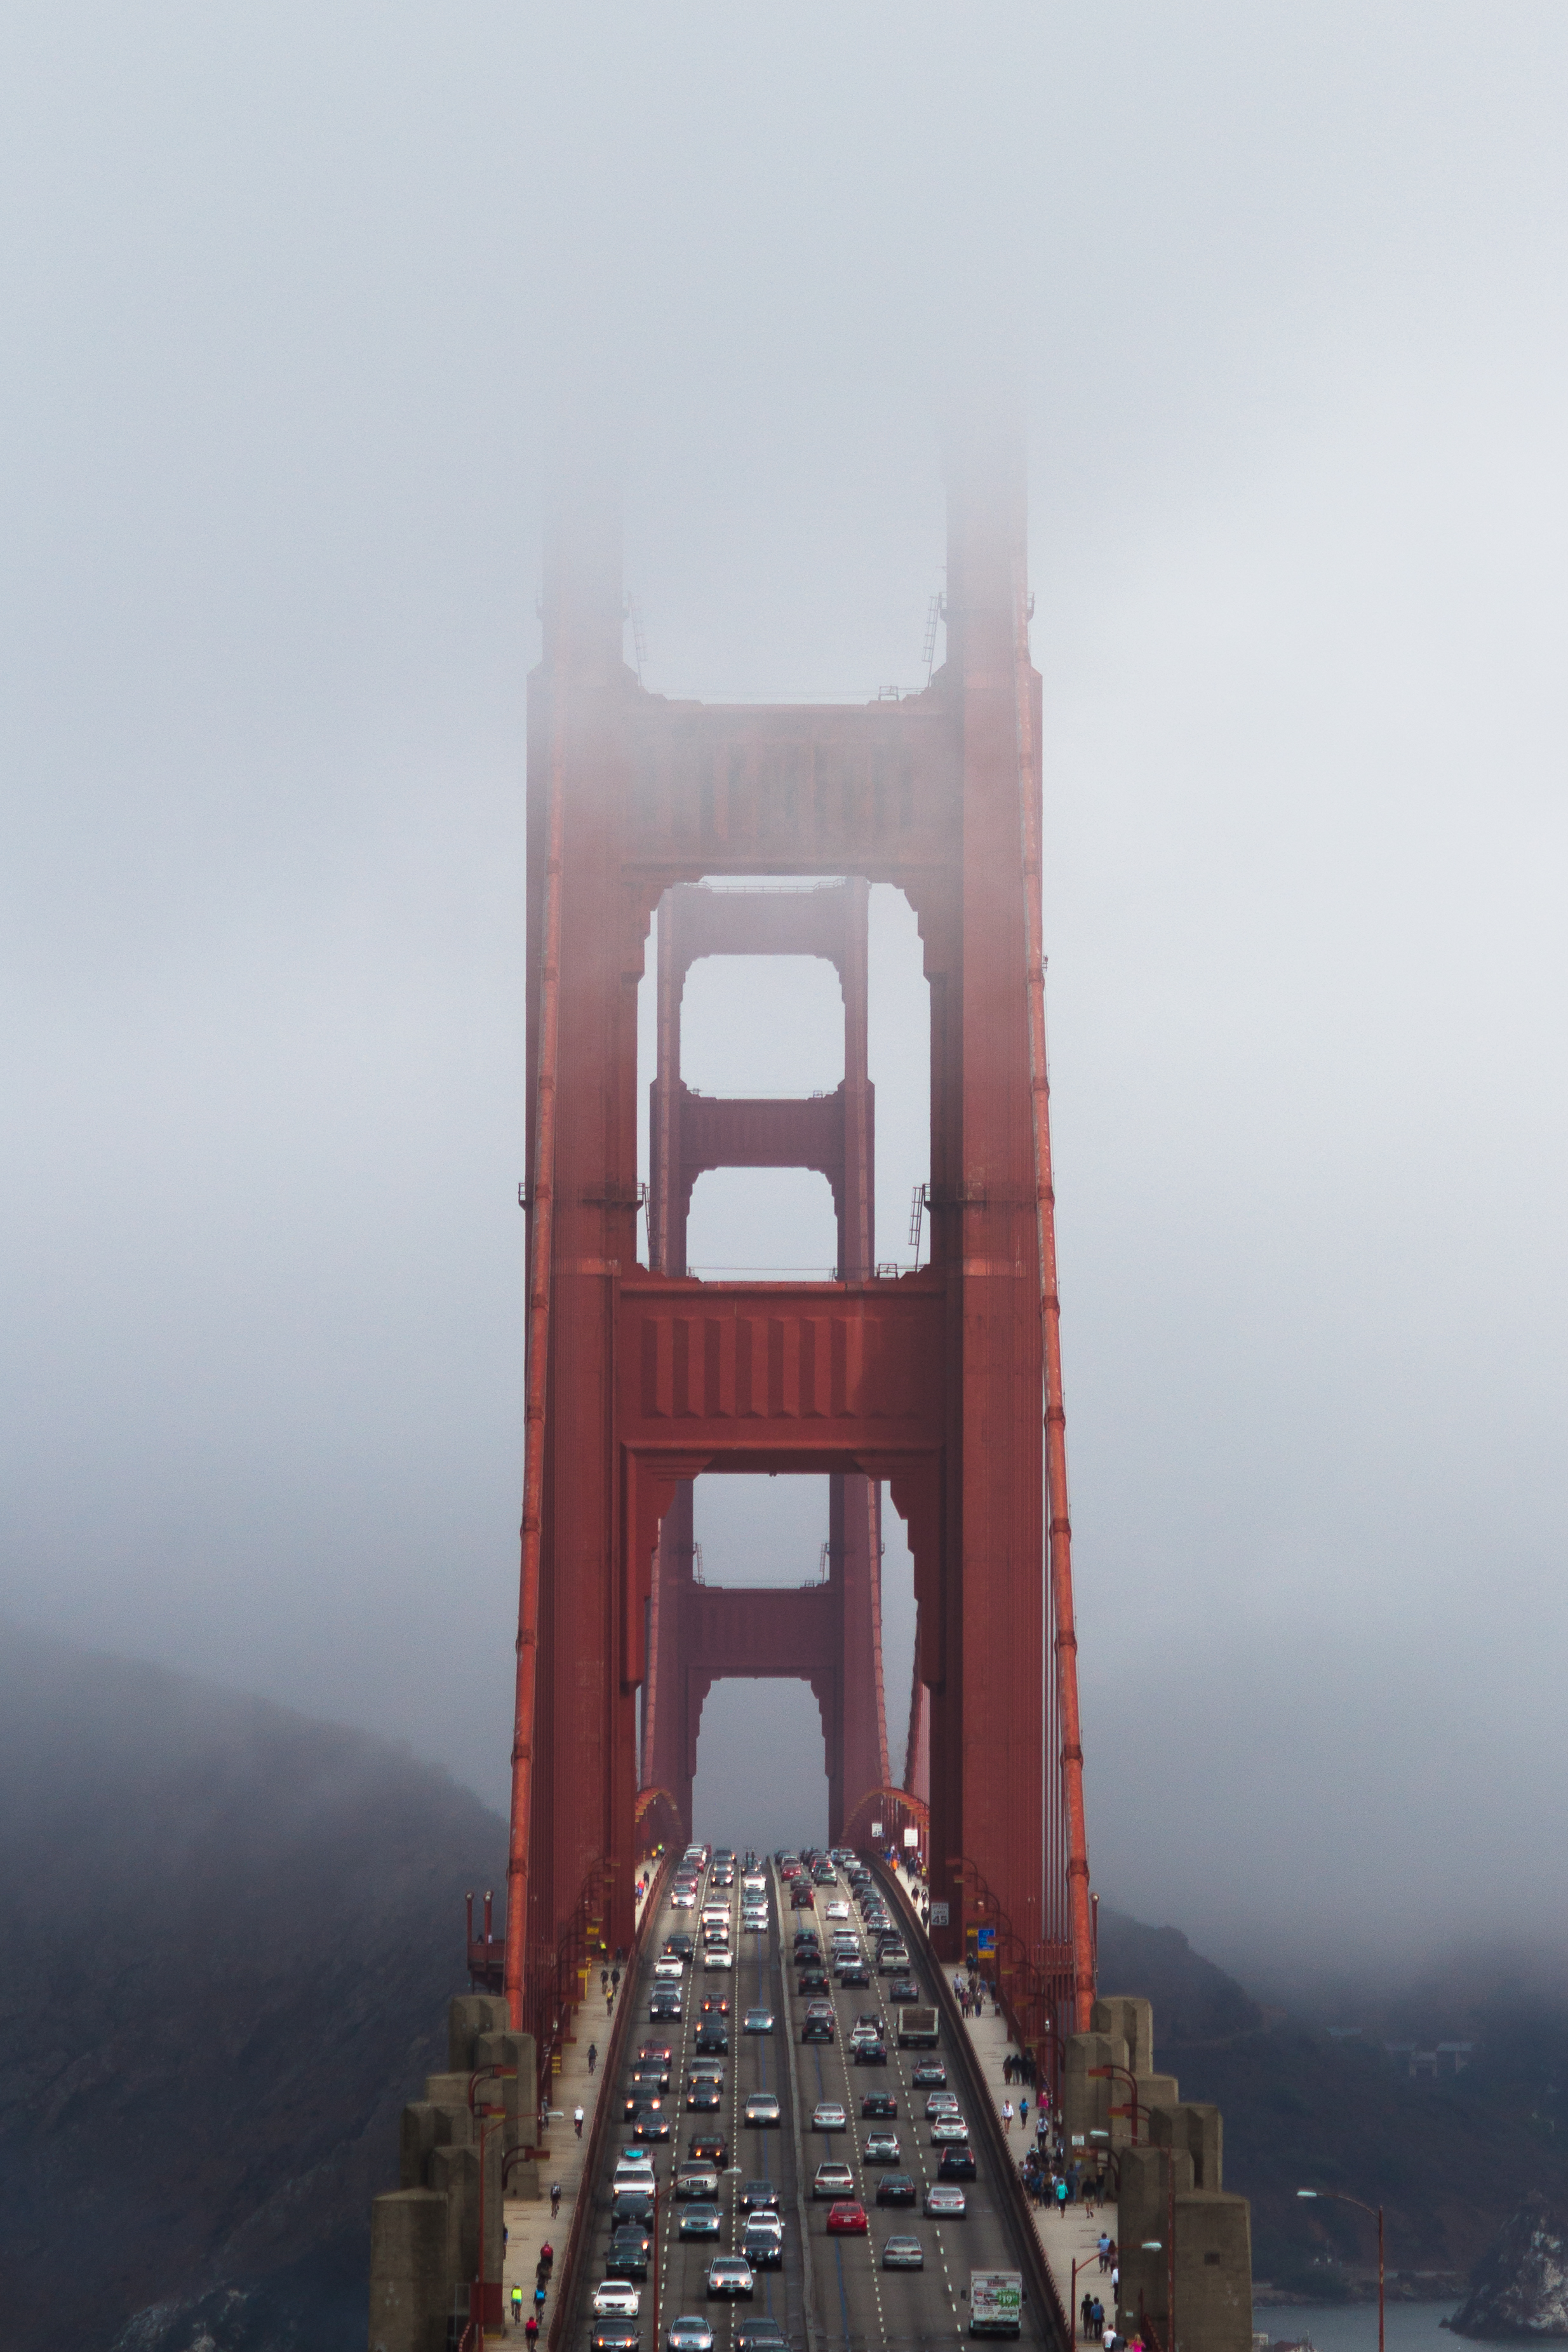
[3,5,1565,1980]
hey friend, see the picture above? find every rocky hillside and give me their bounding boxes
[0,1623,504,2352]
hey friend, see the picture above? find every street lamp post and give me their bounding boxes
[1297,2188,1384,2352]
[1137,2132,1177,2352]
[1087,2063,1147,2143]
[469,2066,517,2339]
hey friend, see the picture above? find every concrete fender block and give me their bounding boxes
[399,2099,473,2191]
[1149,2099,1223,2193]
[1176,2189,1253,2352]
[368,2187,450,2352]
[448,1993,511,2074]
[1092,1995,1154,2079]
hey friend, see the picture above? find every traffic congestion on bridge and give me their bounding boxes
[562,1844,1048,2352]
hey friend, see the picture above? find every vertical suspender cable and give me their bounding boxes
[1012,551,1097,2036]
[506,720,566,2032]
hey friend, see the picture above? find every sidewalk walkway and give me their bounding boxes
[887,1860,1116,2344]
[500,1879,653,2342]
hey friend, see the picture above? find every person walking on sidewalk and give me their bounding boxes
[573,2103,584,2138]
[1001,2099,1013,2134]
[549,2181,561,2219]
[587,2042,598,2075]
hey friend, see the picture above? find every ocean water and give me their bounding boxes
[1259,2302,1460,2352]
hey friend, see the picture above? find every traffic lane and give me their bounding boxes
[785,1872,956,2351]
[661,1876,807,2349]
[557,1873,690,2352]
[804,1871,1050,2346]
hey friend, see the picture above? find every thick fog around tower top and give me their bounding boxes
[3,5,1566,1982]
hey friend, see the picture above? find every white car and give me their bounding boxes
[702,1947,734,1972]
[825,1900,850,1921]
[593,2282,641,2318]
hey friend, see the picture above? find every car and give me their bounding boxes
[882,2233,924,2269]
[706,2256,754,2300]
[864,2132,901,2163]
[825,1900,850,1920]
[743,2008,775,2034]
[671,1887,697,1908]
[663,1935,695,1963]
[801,2012,834,2043]
[826,2200,869,2236]
[591,2324,641,2352]
[812,2101,846,2133]
[744,2092,781,2127]
[633,2106,671,2141]
[737,2179,781,2212]
[923,2182,967,2217]
[742,2210,783,2243]
[687,2080,722,2113]
[667,2320,714,2352]
[675,2165,720,2201]
[688,2057,723,2081]
[612,2189,656,2229]
[742,1911,768,1932]
[937,2143,976,2179]
[931,2116,970,2145]
[633,2057,671,2088]
[889,1977,920,2006]
[699,1994,732,2017]
[702,1949,734,1972]
[624,2088,659,2121]
[838,1960,871,1987]
[615,2149,655,2178]
[852,2038,888,2067]
[813,2161,854,2199]
[735,2323,789,2352]
[797,1967,829,1996]
[678,2202,723,2240]
[875,2172,918,2207]
[742,2226,783,2270]
[925,2091,960,2118]
[593,2283,641,2318]
[640,2044,675,2067]
[607,2226,653,2280]
[688,2130,728,2166]
[650,1991,683,2019]
[911,2060,948,2088]
[694,2022,728,2054]
[861,2092,897,2119]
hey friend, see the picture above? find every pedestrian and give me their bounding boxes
[1019,2095,1029,2131]
[1001,2099,1013,2134]
[1111,2264,1119,2302]
[573,2103,584,2139]
[1101,2327,1116,2352]
[612,1966,620,1994]
[1091,2300,1104,2340]
[587,2042,598,2075]
[1082,2294,1095,2339]
[1055,2175,1068,2217]
[1097,2232,1111,2275]
[606,1988,613,2014]
[600,1966,609,1995]
[511,2284,525,2328]
[549,2181,561,2219]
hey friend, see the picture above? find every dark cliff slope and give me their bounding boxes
[0,1623,504,2352]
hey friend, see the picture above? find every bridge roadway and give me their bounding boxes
[558,1848,1056,2352]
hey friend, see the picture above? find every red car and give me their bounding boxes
[826,2201,869,2236]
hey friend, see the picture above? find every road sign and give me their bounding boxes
[930,1902,949,1927]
